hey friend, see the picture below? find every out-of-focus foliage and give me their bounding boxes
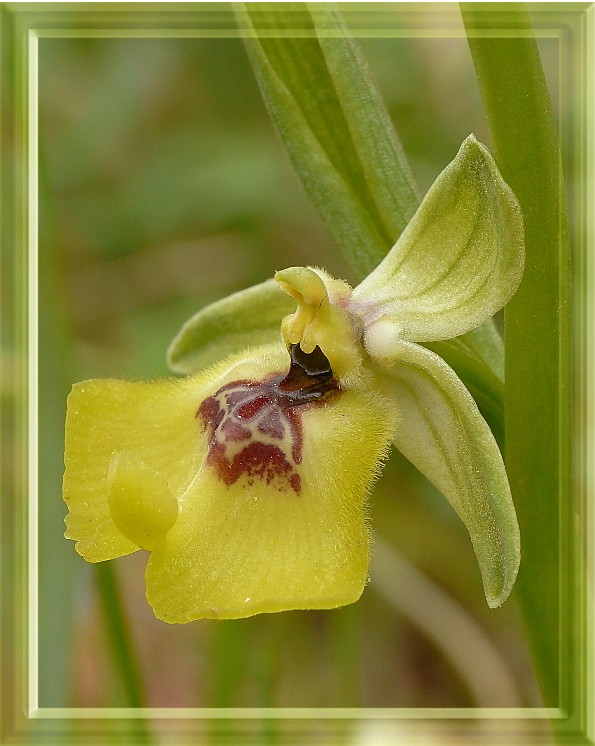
[38,28,550,711]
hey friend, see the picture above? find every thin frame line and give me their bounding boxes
[27,20,569,722]
[583,5,595,743]
[27,27,39,718]
[30,706,564,720]
[24,8,587,729]
[29,28,564,40]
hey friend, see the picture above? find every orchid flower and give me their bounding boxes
[63,135,524,623]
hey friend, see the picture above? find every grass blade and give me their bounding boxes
[461,3,572,706]
[237,2,419,278]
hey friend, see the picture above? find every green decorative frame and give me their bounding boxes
[0,2,592,744]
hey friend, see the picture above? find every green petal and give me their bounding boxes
[145,386,395,623]
[378,340,520,607]
[167,279,295,374]
[351,135,524,342]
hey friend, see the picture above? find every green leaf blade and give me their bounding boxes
[237,2,418,278]
[461,3,572,706]
[310,3,421,236]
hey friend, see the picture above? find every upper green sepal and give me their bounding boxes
[351,135,525,343]
[167,278,294,374]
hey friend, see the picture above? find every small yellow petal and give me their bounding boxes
[107,452,178,551]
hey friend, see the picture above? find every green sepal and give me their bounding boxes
[352,135,525,342]
[167,279,294,374]
[378,339,520,608]
[428,321,504,448]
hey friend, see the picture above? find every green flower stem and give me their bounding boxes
[209,621,250,706]
[461,3,572,706]
[94,562,147,710]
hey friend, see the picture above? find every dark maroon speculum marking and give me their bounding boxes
[197,345,337,494]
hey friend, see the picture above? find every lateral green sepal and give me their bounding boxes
[426,321,505,447]
[167,279,294,374]
[377,339,520,608]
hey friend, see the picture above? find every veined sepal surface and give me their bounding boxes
[375,339,520,608]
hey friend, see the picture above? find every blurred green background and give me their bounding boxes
[36,15,559,713]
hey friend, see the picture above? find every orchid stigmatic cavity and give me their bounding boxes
[63,136,525,623]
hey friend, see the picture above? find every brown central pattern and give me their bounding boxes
[197,345,337,494]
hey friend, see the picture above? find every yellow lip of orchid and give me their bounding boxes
[63,135,525,622]
[64,342,396,622]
